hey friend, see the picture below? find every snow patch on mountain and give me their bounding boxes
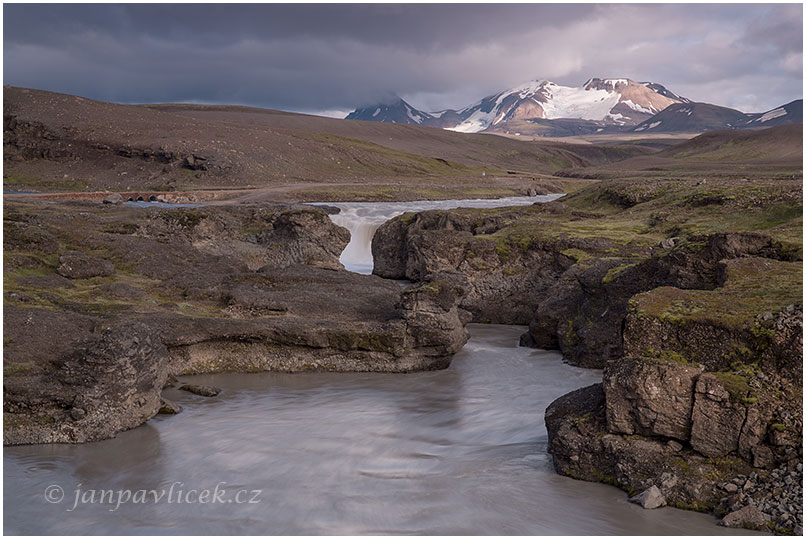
[754,107,787,122]
[622,99,654,114]
[540,83,621,120]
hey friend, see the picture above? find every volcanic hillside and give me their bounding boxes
[4,86,653,196]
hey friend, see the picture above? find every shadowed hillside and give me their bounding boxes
[659,124,803,162]
[4,87,651,197]
[556,124,803,180]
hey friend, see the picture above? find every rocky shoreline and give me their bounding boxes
[3,176,802,534]
[4,200,469,444]
[371,178,802,534]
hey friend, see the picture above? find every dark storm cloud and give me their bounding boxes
[3,4,802,115]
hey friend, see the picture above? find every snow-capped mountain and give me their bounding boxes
[344,79,802,136]
[345,97,434,125]
[446,78,685,133]
[345,78,686,132]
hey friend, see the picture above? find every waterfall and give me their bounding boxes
[310,194,564,274]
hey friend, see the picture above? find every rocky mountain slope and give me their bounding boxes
[632,102,752,133]
[346,78,802,136]
[348,78,685,133]
[741,100,804,129]
[345,97,437,125]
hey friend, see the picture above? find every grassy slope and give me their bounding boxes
[442,177,802,253]
[555,124,803,180]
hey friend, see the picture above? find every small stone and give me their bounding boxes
[660,238,677,249]
[179,384,221,397]
[666,439,683,452]
[163,374,178,389]
[724,483,739,493]
[720,504,767,529]
[629,486,666,509]
[659,472,678,489]
[69,407,86,420]
[158,398,182,415]
[743,480,754,491]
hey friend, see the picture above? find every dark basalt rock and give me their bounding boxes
[179,385,221,397]
[4,321,170,444]
[3,200,471,445]
[158,398,182,414]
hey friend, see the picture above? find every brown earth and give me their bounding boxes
[4,86,650,200]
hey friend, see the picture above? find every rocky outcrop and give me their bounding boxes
[4,321,169,444]
[546,257,802,531]
[372,205,570,324]
[3,200,469,445]
[604,356,702,441]
[373,196,796,368]
[137,205,351,271]
[546,383,754,513]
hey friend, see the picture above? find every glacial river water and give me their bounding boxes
[4,197,758,535]
[313,195,563,274]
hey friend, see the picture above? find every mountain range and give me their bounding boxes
[345,78,802,136]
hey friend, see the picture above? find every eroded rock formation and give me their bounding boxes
[3,200,468,444]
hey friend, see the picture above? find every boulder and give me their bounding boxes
[399,274,469,359]
[102,193,123,204]
[720,504,768,530]
[56,251,115,279]
[158,398,182,414]
[4,320,169,445]
[629,486,667,509]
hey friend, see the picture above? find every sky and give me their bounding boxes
[3,4,803,117]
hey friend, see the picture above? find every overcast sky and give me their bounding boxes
[4,4,802,117]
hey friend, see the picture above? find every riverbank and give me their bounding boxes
[3,324,760,535]
[3,198,469,444]
[367,177,802,533]
[3,177,801,533]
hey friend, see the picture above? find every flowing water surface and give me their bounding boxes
[312,195,562,274]
[4,325,753,535]
[4,197,759,535]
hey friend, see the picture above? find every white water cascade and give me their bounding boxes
[312,194,564,274]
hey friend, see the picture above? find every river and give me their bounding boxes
[3,197,756,535]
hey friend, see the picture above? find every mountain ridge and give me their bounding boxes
[346,77,802,136]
